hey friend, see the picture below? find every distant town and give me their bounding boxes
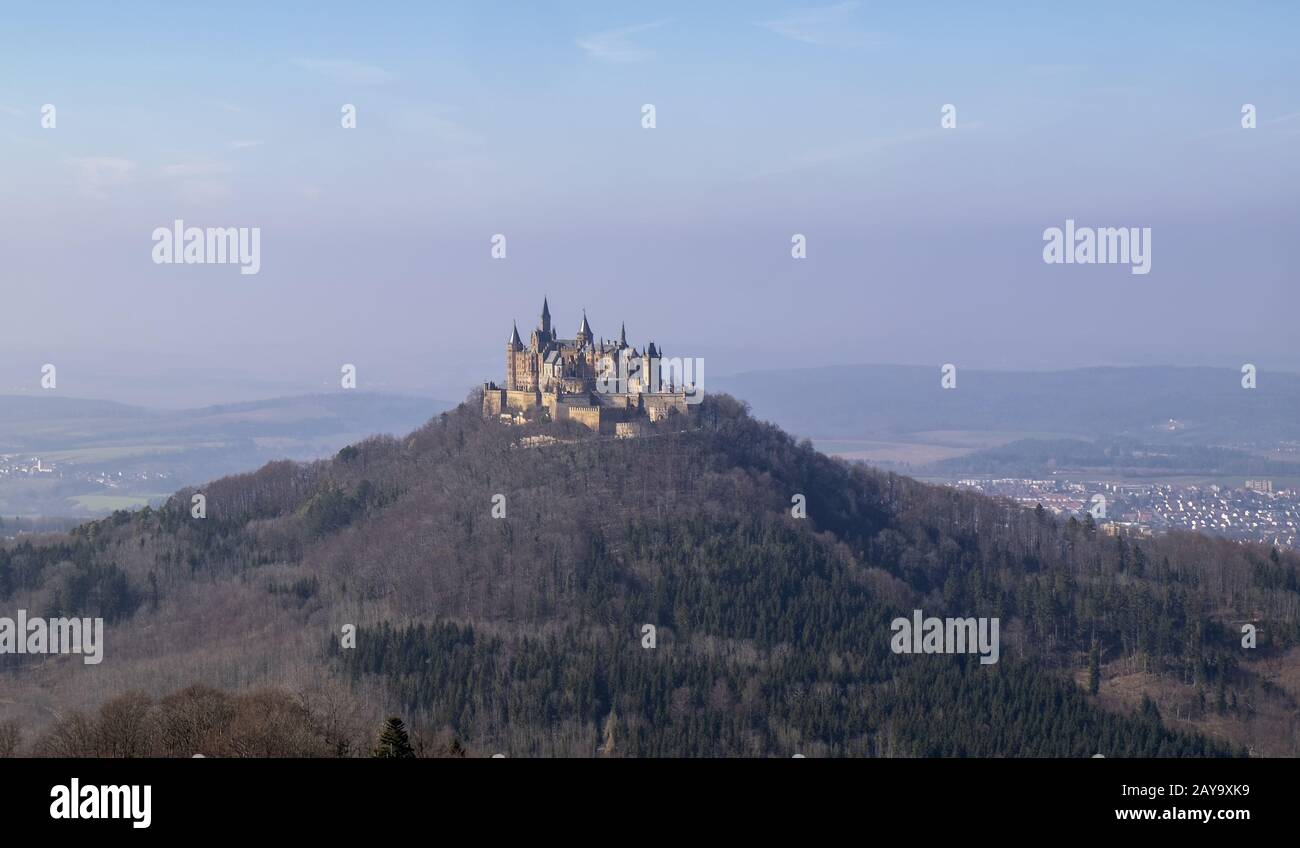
[0,454,175,490]
[951,477,1299,549]
[0,453,177,524]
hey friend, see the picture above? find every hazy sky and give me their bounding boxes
[0,1,1296,406]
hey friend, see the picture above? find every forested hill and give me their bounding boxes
[3,392,1299,756]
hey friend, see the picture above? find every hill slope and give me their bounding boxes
[2,393,1298,756]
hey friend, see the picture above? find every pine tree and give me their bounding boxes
[372,716,416,758]
[1087,638,1101,695]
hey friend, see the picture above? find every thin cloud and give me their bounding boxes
[1197,109,1300,138]
[393,106,477,145]
[748,126,956,181]
[756,2,877,47]
[172,180,234,202]
[576,21,667,62]
[67,157,135,197]
[159,162,232,179]
[293,58,397,84]
[158,162,235,201]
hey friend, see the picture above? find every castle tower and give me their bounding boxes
[646,341,660,392]
[507,321,523,389]
[539,297,552,336]
[576,310,593,347]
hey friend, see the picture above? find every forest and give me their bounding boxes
[1,391,1297,756]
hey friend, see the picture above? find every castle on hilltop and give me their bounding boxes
[482,298,696,434]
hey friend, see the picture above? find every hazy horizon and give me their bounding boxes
[2,1,1297,409]
[1,357,1296,411]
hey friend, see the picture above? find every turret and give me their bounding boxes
[576,310,593,346]
[506,321,524,389]
[645,341,660,392]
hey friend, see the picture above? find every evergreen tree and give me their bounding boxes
[372,716,416,758]
[1088,638,1101,695]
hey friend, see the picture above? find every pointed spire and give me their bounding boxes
[509,321,523,350]
[539,297,551,333]
[619,322,627,346]
[577,310,593,340]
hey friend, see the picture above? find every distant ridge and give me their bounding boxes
[0,392,452,452]
[714,364,1300,443]
[0,392,453,516]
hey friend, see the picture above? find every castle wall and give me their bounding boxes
[615,421,648,438]
[643,393,689,421]
[562,406,604,432]
[506,390,543,410]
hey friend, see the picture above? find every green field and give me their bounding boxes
[68,493,170,512]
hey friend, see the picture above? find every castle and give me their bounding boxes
[482,298,695,434]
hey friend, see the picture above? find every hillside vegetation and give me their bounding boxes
[2,392,1298,756]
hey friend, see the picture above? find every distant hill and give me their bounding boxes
[715,365,1300,445]
[0,392,452,516]
[2,393,1297,757]
[0,392,452,453]
[0,395,150,426]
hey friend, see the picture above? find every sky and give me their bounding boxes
[0,0,1296,407]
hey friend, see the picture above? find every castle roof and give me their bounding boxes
[508,322,523,349]
[577,311,592,339]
